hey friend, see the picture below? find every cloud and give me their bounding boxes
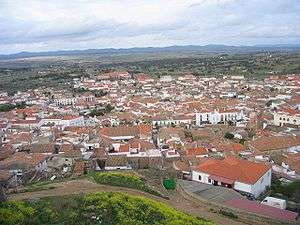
[0,0,299,54]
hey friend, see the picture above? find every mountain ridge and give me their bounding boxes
[1,44,300,60]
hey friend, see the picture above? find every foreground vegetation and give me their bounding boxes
[0,192,214,225]
[270,179,300,203]
[90,172,164,197]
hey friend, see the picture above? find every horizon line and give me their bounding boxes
[1,43,300,56]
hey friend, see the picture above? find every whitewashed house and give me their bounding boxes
[192,157,271,198]
[196,109,244,126]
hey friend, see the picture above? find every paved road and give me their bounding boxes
[181,180,244,204]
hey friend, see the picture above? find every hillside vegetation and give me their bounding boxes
[0,192,214,225]
[90,172,164,197]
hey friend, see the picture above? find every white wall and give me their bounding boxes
[191,171,212,184]
[196,110,243,126]
[274,112,300,127]
[110,135,135,141]
[192,169,272,198]
[251,169,272,197]
[234,181,252,194]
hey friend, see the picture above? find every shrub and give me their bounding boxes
[163,179,176,190]
[0,201,36,225]
[271,179,300,202]
[239,139,246,145]
[0,104,15,112]
[91,172,145,189]
[218,210,238,219]
[224,132,234,139]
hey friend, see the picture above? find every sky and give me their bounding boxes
[0,0,299,54]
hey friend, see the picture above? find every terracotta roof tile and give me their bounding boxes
[195,157,271,184]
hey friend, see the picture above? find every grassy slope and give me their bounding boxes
[89,171,165,198]
[0,192,215,225]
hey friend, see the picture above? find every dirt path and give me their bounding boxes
[8,178,278,225]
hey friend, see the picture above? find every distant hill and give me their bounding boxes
[1,44,300,60]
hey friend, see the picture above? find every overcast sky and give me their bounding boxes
[0,0,299,54]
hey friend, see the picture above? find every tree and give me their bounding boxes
[0,104,15,112]
[105,104,114,112]
[239,139,246,145]
[224,132,234,139]
[266,100,273,107]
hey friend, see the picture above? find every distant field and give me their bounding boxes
[0,51,300,94]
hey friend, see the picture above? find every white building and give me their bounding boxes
[54,97,77,106]
[191,157,271,198]
[273,110,300,127]
[196,109,244,126]
[152,115,193,127]
[160,75,173,82]
[38,115,84,128]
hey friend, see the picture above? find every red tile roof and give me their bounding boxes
[99,125,151,138]
[195,157,271,184]
[186,147,208,157]
[250,135,300,152]
[217,142,245,154]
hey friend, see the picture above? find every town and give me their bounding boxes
[0,69,299,224]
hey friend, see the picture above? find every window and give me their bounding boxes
[208,179,211,183]
[279,117,282,120]
[198,175,202,181]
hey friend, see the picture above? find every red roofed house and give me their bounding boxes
[186,146,208,159]
[99,124,152,142]
[192,157,272,198]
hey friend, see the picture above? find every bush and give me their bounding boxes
[0,102,27,112]
[239,139,246,145]
[0,104,15,112]
[271,179,300,202]
[218,210,238,219]
[91,172,144,188]
[163,179,176,190]
[88,104,114,117]
[224,132,234,139]
[0,201,36,225]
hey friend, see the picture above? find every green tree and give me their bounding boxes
[224,132,234,139]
